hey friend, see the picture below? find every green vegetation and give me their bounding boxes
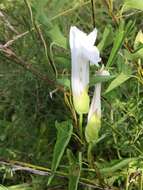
[0,0,143,189]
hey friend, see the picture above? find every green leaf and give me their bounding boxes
[100,158,137,176]
[123,0,143,11]
[48,25,67,49]
[0,185,9,190]
[90,75,115,86]
[57,78,70,89]
[106,22,125,68]
[131,47,143,59]
[55,57,70,69]
[32,0,52,27]
[8,183,32,190]
[106,21,134,68]
[67,150,82,190]
[97,25,112,52]
[105,72,131,94]
[49,0,71,16]
[48,121,73,184]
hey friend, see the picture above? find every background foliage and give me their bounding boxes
[0,0,143,189]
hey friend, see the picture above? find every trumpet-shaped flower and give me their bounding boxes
[85,68,110,144]
[70,26,101,114]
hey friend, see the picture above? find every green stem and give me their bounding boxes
[139,172,142,190]
[111,109,122,159]
[87,143,105,187]
[91,0,96,28]
[125,171,129,190]
[79,114,83,140]
[87,143,93,168]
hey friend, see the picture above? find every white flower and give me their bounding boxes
[69,26,101,114]
[85,68,110,143]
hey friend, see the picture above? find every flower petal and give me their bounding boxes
[88,83,101,121]
[87,28,97,46]
[70,26,86,49]
[82,45,101,66]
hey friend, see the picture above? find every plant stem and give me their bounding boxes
[139,172,142,190]
[79,114,83,140]
[91,0,96,28]
[87,143,93,167]
[87,143,105,188]
[111,109,122,159]
[125,171,129,190]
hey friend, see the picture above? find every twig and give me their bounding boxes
[0,47,52,84]
[2,31,29,48]
[0,160,112,189]
[0,11,18,34]
[104,0,118,24]
[0,1,91,49]
[0,46,64,92]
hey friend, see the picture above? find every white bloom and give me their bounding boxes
[70,26,101,114]
[85,68,110,143]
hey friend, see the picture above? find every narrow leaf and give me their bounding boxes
[106,22,125,68]
[123,0,143,11]
[100,158,137,176]
[97,25,112,52]
[105,72,131,93]
[48,121,73,184]
[8,183,32,190]
[106,21,134,68]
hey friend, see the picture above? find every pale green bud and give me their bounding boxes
[133,30,143,59]
[85,113,101,144]
[73,89,89,114]
[85,68,110,144]
[134,30,143,47]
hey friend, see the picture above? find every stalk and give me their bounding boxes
[79,114,83,140]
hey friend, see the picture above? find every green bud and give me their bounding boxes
[73,89,89,114]
[133,30,143,59]
[85,113,101,144]
[134,30,143,48]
